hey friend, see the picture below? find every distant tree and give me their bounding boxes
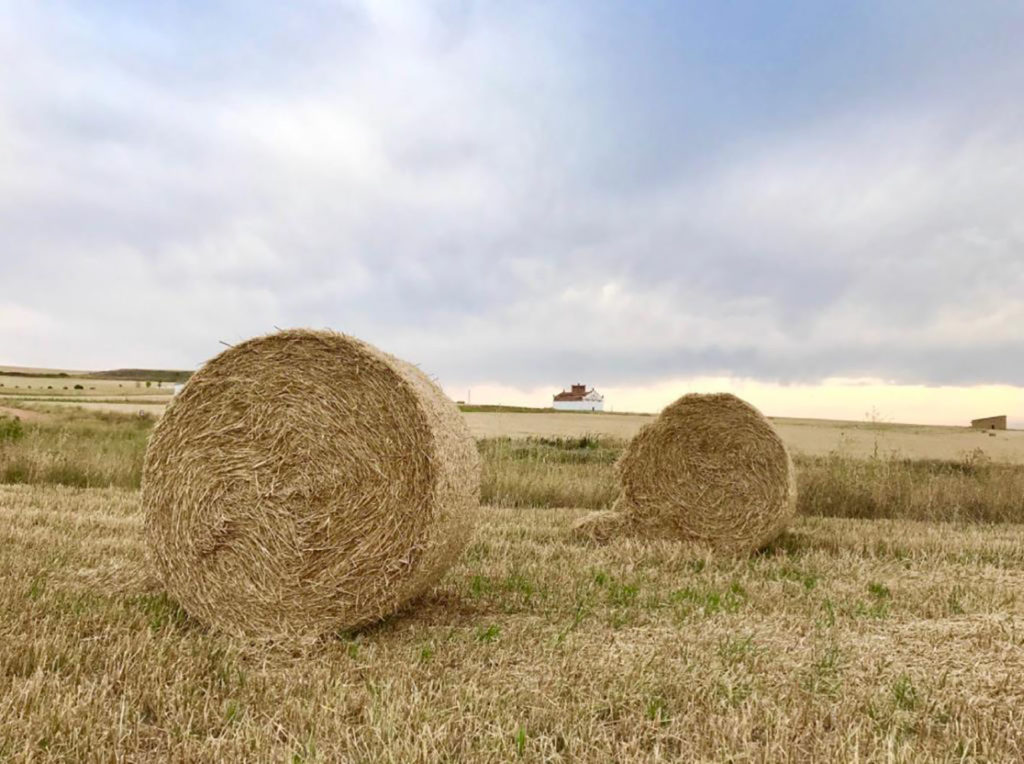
[74,384,84,390]
[146,381,152,388]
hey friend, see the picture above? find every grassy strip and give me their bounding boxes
[797,450,1024,523]
[0,409,153,489]
[1,411,1021,523]
[479,436,621,509]
[480,437,1024,523]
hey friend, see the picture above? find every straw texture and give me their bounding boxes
[577,393,796,553]
[142,329,480,639]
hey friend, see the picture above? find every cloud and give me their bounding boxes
[0,0,1022,409]
[0,303,57,335]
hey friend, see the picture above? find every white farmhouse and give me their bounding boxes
[552,383,604,412]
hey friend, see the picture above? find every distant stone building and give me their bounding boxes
[970,415,1007,430]
[553,383,604,412]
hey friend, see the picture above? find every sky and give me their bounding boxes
[1,1,1022,424]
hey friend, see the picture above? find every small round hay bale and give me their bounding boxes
[611,392,796,553]
[142,329,480,639]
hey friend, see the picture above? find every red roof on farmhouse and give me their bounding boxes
[553,383,594,402]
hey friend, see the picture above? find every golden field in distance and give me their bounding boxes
[3,364,1021,464]
[464,412,1024,464]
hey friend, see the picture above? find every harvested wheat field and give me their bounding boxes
[465,411,1024,463]
[2,483,1023,761]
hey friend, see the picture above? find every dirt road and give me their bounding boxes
[0,405,51,422]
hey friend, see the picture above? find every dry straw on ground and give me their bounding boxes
[575,393,796,553]
[142,329,480,639]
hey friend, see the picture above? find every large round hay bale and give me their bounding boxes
[142,329,480,639]
[581,393,795,553]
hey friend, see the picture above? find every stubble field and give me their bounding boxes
[1,403,1023,761]
[464,412,1024,464]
